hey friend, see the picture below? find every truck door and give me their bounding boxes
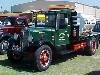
[55,13,71,46]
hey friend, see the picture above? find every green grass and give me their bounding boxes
[0,48,100,75]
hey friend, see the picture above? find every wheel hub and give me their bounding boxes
[39,49,50,67]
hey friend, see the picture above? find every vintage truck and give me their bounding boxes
[0,16,29,54]
[7,7,98,71]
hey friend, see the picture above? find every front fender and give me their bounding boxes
[0,33,13,42]
[33,40,54,50]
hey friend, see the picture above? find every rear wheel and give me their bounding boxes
[96,37,99,49]
[85,38,97,56]
[34,45,52,71]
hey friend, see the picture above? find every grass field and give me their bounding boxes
[0,48,100,75]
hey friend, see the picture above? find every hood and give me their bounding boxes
[28,27,55,42]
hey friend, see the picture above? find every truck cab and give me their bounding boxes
[7,8,97,71]
[31,9,79,52]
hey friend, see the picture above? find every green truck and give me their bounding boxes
[7,8,98,71]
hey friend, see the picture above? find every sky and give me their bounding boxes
[0,0,100,12]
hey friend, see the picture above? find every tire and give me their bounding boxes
[34,45,52,71]
[7,39,23,63]
[7,50,23,63]
[96,37,99,49]
[85,38,97,56]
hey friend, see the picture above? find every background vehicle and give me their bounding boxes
[93,21,100,32]
[77,13,96,34]
[92,21,100,43]
[0,16,29,54]
[7,5,98,71]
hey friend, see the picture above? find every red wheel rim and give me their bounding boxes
[39,49,50,67]
[91,41,96,53]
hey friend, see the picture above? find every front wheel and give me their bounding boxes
[85,38,97,56]
[7,40,23,63]
[34,45,52,71]
[7,50,23,63]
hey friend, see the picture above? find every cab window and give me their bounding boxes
[57,14,68,29]
[46,14,56,27]
[2,18,11,25]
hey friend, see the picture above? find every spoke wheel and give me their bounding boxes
[85,38,97,56]
[7,43,23,63]
[34,45,52,71]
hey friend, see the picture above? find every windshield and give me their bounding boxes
[2,18,12,26]
[2,17,26,26]
[33,13,56,28]
[36,14,45,26]
[47,14,56,27]
[16,18,26,25]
